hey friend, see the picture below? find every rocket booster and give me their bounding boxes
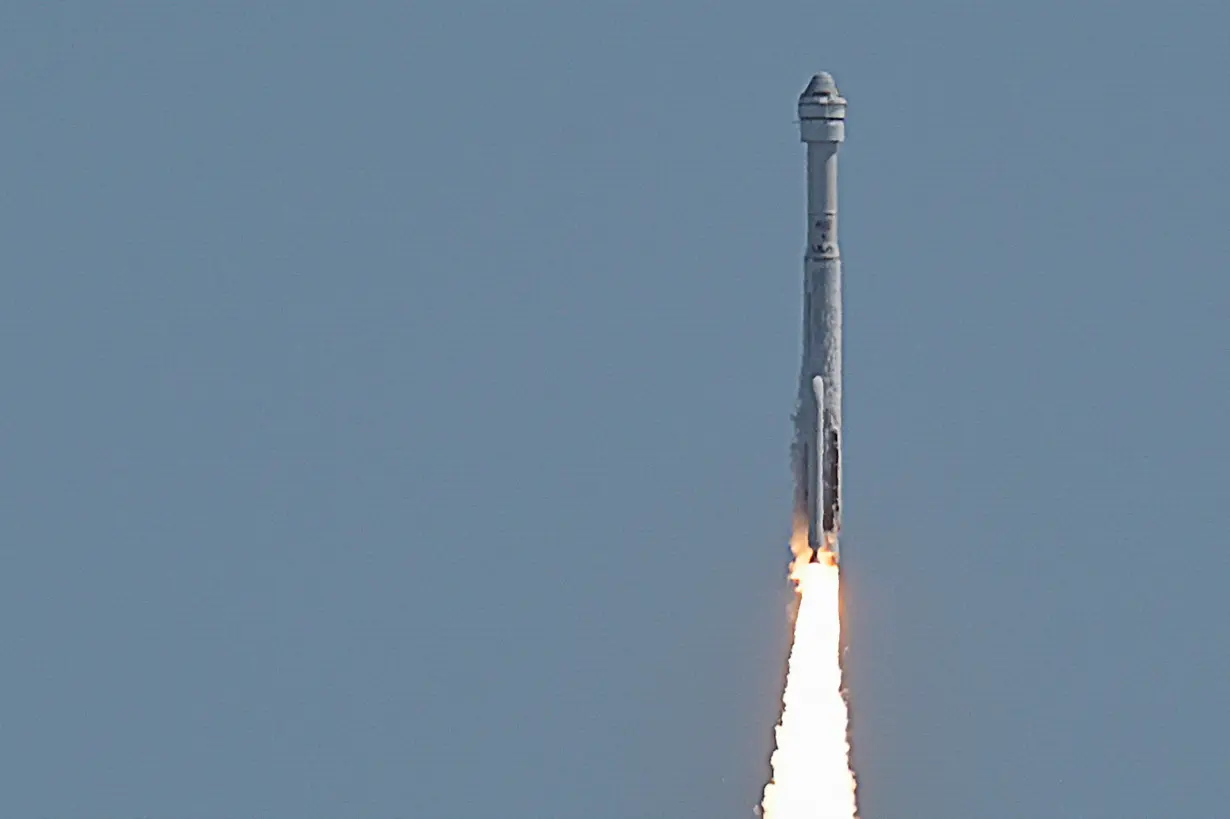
[795,72,846,560]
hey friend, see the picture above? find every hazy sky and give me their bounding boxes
[3,3,1229,818]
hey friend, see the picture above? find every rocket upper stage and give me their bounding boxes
[798,72,847,143]
[795,73,846,560]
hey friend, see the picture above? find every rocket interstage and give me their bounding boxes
[795,71,846,562]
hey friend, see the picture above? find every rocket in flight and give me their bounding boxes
[794,72,847,561]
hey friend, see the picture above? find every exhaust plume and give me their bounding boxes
[760,525,858,819]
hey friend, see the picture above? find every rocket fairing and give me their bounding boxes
[795,72,846,561]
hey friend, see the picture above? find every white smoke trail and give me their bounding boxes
[761,551,858,819]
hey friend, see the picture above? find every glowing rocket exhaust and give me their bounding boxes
[794,71,846,564]
[761,73,858,819]
[762,554,858,819]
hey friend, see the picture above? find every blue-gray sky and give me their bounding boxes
[3,3,1228,818]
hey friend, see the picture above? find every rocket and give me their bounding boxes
[795,72,847,561]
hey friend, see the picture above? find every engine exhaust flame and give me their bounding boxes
[761,524,858,819]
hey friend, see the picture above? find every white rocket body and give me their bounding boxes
[796,72,846,559]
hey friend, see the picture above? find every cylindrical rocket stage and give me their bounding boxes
[794,72,846,560]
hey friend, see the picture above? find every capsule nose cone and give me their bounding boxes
[803,71,837,95]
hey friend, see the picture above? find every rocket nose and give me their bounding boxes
[805,72,837,95]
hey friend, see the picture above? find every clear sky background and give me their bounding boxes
[3,3,1228,818]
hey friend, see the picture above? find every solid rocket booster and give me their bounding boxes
[795,72,846,560]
